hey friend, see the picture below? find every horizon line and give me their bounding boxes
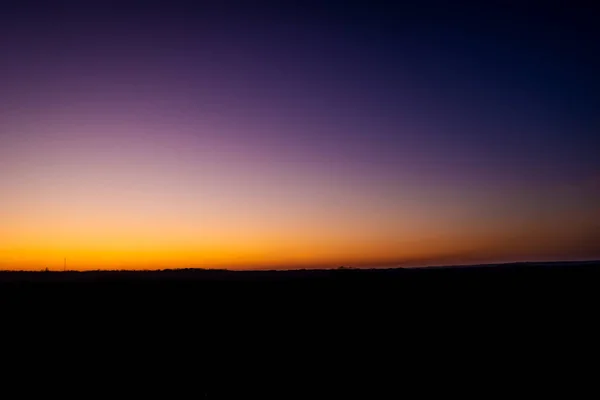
[1,259,598,273]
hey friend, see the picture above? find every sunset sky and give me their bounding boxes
[1,1,598,270]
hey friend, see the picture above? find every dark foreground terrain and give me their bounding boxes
[2,260,599,297]
[2,261,598,397]
[3,259,599,281]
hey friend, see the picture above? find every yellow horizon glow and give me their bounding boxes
[1,127,598,271]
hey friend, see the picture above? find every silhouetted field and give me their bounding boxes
[2,260,599,282]
[2,261,597,396]
[2,261,598,310]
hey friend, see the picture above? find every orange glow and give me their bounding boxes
[1,121,598,271]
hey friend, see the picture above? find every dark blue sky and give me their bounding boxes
[4,1,597,173]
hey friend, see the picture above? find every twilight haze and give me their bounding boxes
[0,1,598,270]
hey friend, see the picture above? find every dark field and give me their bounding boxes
[3,259,599,281]
[2,261,597,396]
[3,261,598,334]
[3,260,599,311]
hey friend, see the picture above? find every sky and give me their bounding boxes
[0,1,598,270]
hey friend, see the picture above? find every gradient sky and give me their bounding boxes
[1,1,598,270]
